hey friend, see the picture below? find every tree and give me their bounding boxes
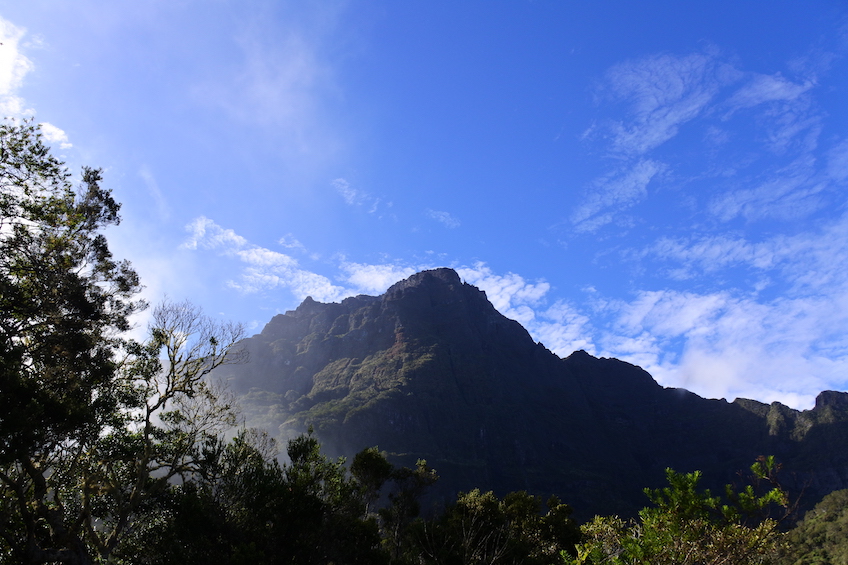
[0,120,143,564]
[378,458,438,562]
[79,300,246,562]
[117,430,391,565]
[0,121,246,564]
[351,446,394,514]
[566,458,790,565]
[1,297,246,564]
[414,489,579,565]
[0,119,141,465]
[779,488,848,564]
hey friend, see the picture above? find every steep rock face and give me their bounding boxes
[216,268,848,518]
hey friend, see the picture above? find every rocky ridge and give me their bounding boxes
[215,268,848,518]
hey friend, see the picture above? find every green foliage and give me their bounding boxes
[351,446,395,513]
[117,430,389,565]
[0,120,141,461]
[409,489,579,565]
[565,460,790,565]
[779,489,848,565]
[0,120,143,564]
[379,458,439,561]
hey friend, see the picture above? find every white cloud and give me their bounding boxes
[458,263,550,325]
[333,178,384,214]
[236,247,297,268]
[531,300,596,356]
[615,290,728,338]
[278,234,307,253]
[599,51,738,156]
[39,122,72,150]
[182,216,248,251]
[0,17,34,116]
[572,159,665,232]
[597,287,842,407]
[341,262,423,295]
[425,208,460,229]
[181,216,347,302]
[725,73,814,111]
[709,155,824,222]
[232,266,346,303]
[611,211,848,407]
[333,178,360,205]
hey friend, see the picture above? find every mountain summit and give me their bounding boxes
[217,268,848,517]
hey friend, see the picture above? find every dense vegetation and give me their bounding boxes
[780,488,848,564]
[1,120,847,563]
[568,458,792,565]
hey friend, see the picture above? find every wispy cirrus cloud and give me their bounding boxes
[333,178,386,214]
[571,159,666,232]
[571,50,737,234]
[709,155,825,222]
[639,210,848,292]
[191,3,349,177]
[706,61,833,218]
[827,139,848,182]
[722,71,820,155]
[572,42,842,234]
[598,50,739,157]
[333,178,362,205]
[724,72,814,113]
[425,208,461,229]
[138,165,170,221]
[202,18,328,131]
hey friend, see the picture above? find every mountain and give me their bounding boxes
[214,268,848,518]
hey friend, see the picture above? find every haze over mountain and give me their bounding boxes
[215,268,848,518]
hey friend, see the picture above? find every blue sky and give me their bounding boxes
[3,1,848,409]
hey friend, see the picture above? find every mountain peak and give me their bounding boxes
[386,267,462,294]
[815,390,848,411]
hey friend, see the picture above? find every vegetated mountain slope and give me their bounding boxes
[215,268,848,518]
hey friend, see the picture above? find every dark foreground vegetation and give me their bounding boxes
[1,120,847,563]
